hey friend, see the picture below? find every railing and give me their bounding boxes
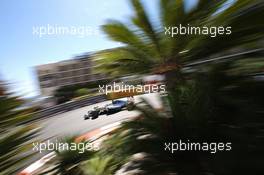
[30,94,107,120]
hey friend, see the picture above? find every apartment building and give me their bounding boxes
[36,53,105,97]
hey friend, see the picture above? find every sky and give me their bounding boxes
[0,0,197,98]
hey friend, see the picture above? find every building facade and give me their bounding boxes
[35,53,105,97]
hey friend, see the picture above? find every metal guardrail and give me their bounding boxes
[31,94,107,119]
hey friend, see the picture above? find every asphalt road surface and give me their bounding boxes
[38,93,161,141]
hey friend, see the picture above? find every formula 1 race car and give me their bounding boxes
[84,99,134,120]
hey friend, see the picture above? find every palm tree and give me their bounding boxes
[99,0,264,89]
[0,83,39,175]
[92,1,264,174]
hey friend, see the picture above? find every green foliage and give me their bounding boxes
[81,156,116,175]
[75,88,90,97]
[0,84,39,175]
[99,0,264,76]
[92,0,264,174]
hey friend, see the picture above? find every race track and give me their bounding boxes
[38,93,161,140]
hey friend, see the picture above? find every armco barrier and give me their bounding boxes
[32,94,107,119]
